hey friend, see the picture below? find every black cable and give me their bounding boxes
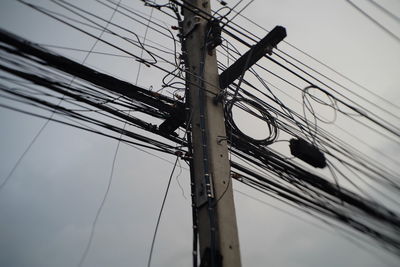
[0,0,118,191]
[176,0,400,124]
[49,0,158,64]
[147,156,179,267]
[212,5,400,137]
[275,47,400,116]
[224,96,278,146]
[0,101,176,155]
[220,0,255,29]
[4,0,400,259]
[28,0,220,102]
[216,49,400,189]
[345,0,400,43]
[224,9,399,116]
[233,172,400,262]
[17,0,176,74]
[366,0,400,22]
[76,2,123,266]
[146,82,193,267]
[272,50,400,122]
[78,138,120,267]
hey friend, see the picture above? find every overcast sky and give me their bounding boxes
[0,0,399,267]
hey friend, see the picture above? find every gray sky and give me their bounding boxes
[0,0,399,267]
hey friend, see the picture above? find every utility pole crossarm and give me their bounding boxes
[219,26,286,89]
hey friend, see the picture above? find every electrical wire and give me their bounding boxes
[147,157,179,267]
[75,2,123,266]
[2,0,400,261]
[1,0,120,192]
[345,0,400,43]
[365,0,400,23]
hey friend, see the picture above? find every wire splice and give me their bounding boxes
[289,138,326,168]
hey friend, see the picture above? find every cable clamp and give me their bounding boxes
[206,19,222,52]
[213,88,227,104]
[216,135,228,144]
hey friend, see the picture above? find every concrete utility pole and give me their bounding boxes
[182,1,241,266]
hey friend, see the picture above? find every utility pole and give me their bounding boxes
[182,1,241,266]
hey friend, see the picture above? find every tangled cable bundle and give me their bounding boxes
[2,0,400,261]
[224,96,278,146]
[302,85,338,124]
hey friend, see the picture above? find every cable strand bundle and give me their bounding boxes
[224,96,278,146]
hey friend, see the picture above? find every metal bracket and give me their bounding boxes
[196,178,208,207]
[196,173,215,207]
[184,15,202,37]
